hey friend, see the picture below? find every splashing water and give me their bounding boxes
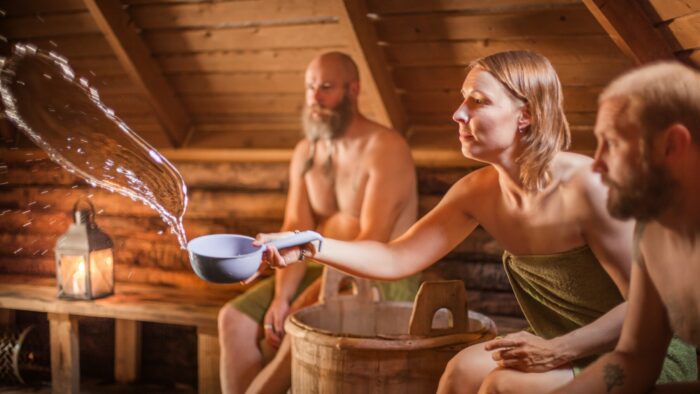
[0,44,189,248]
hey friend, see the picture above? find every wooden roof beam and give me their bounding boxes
[82,0,191,148]
[582,0,675,64]
[335,0,408,133]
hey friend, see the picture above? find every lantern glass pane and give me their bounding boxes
[89,248,113,296]
[59,255,87,296]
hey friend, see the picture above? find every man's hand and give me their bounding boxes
[484,331,572,372]
[263,297,290,349]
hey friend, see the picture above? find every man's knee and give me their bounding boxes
[218,304,256,341]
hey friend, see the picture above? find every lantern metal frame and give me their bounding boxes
[54,198,114,300]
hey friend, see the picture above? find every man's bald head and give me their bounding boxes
[307,52,359,84]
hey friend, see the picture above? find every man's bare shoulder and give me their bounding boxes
[360,122,413,164]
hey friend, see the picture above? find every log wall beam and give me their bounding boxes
[335,0,408,132]
[582,0,675,64]
[82,0,191,147]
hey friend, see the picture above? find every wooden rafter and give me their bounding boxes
[335,0,408,133]
[82,0,191,148]
[582,0,675,64]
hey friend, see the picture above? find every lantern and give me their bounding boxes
[54,198,114,300]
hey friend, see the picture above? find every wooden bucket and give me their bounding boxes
[285,269,496,394]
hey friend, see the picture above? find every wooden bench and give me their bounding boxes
[0,275,238,394]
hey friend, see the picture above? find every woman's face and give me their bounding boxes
[452,67,527,162]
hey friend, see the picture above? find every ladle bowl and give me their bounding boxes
[187,231,323,283]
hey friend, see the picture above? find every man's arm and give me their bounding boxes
[552,262,673,394]
[265,141,316,344]
[354,131,417,242]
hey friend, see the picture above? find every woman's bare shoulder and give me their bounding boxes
[449,165,498,196]
[551,152,606,201]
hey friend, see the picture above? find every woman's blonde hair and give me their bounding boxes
[470,50,570,191]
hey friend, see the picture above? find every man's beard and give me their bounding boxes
[603,157,677,221]
[302,94,353,141]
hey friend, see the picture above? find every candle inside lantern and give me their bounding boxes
[89,249,113,295]
[74,260,85,295]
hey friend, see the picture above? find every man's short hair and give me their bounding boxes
[600,61,700,145]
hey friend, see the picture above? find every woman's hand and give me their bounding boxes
[255,232,311,269]
[484,330,572,372]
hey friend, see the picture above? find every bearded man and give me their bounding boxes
[217,52,421,394]
[554,61,700,394]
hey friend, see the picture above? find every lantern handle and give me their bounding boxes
[72,197,96,225]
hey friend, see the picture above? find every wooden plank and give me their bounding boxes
[114,319,141,383]
[48,313,80,394]
[83,0,191,148]
[68,56,125,77]
[383,36,629,66]
[130,0,335,30]
[646,0,700,22]
[582,0,676,64]
[336,0,407,131]
[0,187,288,219]
[143,24,345,54]
[367,0,581,15]
[375,8,604,42]
[156,49,335,73]
[26,35,114,58]
[1,276,233,329]
[169,72,302,94]
[0,0,86,16]
[0,12,100,39]
[197,326,221,394]
[664,12,700,49]
[186,129,301,149]
[182,93,303,114]
[393,62,629,91]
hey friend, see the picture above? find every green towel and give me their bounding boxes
[503,245,696,382]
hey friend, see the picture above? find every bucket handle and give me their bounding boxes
[319,267,375,304]
[408,280,468,337]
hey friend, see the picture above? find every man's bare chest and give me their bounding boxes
[643,229,700,346]
[305,166,368,218]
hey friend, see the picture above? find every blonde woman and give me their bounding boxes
[259,51,696,393]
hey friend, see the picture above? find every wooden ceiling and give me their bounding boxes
[0,0,698,157]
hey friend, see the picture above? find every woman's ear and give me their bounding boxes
[518,106,531,132]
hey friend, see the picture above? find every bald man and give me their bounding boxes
[553,62,700,393]
[217,52,421,394]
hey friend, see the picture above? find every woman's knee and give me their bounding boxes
[440,343,495,393]
[479,369,514,394]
